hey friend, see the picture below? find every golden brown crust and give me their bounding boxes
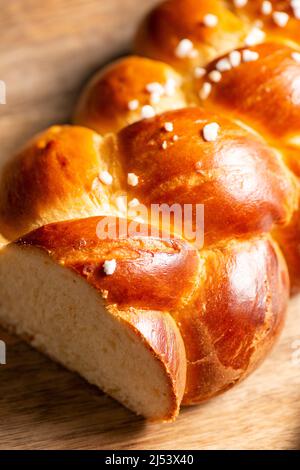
[0,126,105,240]
[135,0,300,71]
[3,108,297,246]
[175,235,288,403]
[194,42,300,288]
[231,0,300,47]
[134,0,300,291]
[74,56,186,134]
[134,0,249,71]
[117,107,297,243]
[200,43,300,141]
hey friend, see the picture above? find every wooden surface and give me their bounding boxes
[0,0,300,450]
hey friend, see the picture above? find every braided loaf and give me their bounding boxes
[0,0,299,420]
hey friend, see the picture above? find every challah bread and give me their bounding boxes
[177,235,288,403]
[135,0,300,72]
[74,56,187,134]
[0,125,121,240]
[197,43,300,146]
[231,0,300,47]
[116,108,297,244]
[0,108,297,243]
[0,0,299,420]
[74,1,300,289]
[0,216,191,421]
[135,0,250,72]
[0,216,289,408]
[0,112,296,413]
[194,41,300,288]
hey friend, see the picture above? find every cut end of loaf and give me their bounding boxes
[0,243,186,421]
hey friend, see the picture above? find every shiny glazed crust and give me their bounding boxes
[72,0,300,289]
[0,0,299,415]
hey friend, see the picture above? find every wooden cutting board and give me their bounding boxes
[0,0,300,450]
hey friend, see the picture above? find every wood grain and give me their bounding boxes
[0,0,300,450]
